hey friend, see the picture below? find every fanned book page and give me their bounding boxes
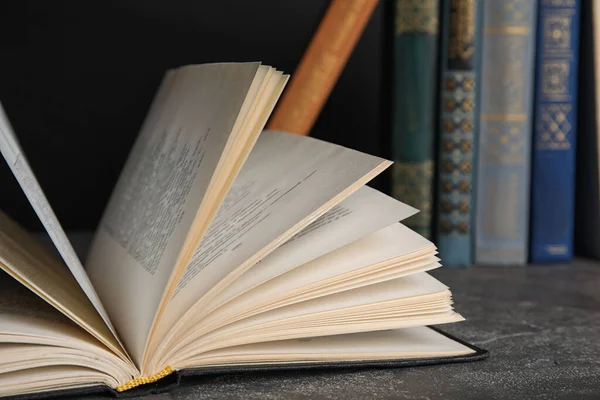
[0,62,486,399]
[0,104,122,347]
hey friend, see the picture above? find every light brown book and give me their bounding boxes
[266,0,378,135]
[0,62,480,398]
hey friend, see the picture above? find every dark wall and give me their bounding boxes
[0,0,392,231]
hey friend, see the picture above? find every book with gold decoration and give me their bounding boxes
[435,0,482,267]
[0,63,486,399]
[392,0,440,239]
[475,1,538,265]
[530,0,581,263]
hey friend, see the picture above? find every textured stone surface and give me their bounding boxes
[75,256,600,399]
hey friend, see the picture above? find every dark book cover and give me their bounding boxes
[392,0,440,239]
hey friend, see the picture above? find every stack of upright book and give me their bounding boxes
[392,0,583,266]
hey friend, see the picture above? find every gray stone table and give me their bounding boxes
[60,242,597,399]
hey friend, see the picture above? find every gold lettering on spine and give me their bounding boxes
[448,0,476,61]
[482,114,527,122]
[396,0,439,34]
[485,26,529,34]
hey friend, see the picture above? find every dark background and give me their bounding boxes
[0,0,393,231]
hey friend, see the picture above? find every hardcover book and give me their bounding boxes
[436,0,482,267]
[530,0,581,263]
[475,0,538,265]
[0,63,485,398]
[392,0,440,239]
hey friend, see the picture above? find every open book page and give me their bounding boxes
[153,224,438,366]
[210,187,418,312]
[179,327,474,368]
[151,131,390,362]
[151,67,288,342]
[0,211,130,362]
[202,273,453,333]
[0,270,106,347]
[0,272,136,390]
[0,102,118,342]
[0,367,113,398]
[85,63,280,366]
[166,274,461,365]
[195,224,437,333]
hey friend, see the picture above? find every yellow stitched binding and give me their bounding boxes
[116,366,174,392]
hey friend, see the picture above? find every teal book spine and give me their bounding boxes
[530,0,581,262]
[436,0,482,267]
[392,0,440,239]
[475,1,538,265]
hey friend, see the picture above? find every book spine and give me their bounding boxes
[475,1,537,265]
[436,0,482,267]
[266,0,378,135]
[392,0,440,239]
[530,0,581,263]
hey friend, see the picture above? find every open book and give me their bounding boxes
[0,63,485,398]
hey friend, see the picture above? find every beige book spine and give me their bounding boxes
[266,0,378,135]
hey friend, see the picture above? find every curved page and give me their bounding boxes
[0,102,123,353]
[154,131,390,353]
[85,63,272,366]
[180,327,475,368]
[0,271,136,397]
[211,187,418,312]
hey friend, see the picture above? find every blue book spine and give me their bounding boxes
[436,0,483,267]
[475,1,537,265]
[530,0,581,263]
